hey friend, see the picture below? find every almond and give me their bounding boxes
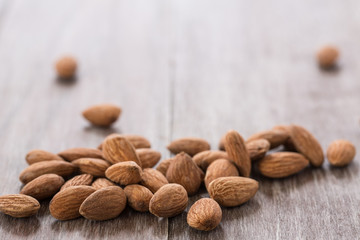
[136,148,161,168]
[272,125,296,151]
[19,161,76,184]
[193,150,230,171]
[98,134,151,150]
[246,129,289,149]
[61,174,93,191]
[166,152,203,195]
[20,174,64,200]
[140,168,169,193]
[91,178,116,190]
[105,161,142,185]
[317,45,339,68]
[224,130,251,177]
[246,139,270,161]
[187,198,222,231]
[72,158,110,177]
[49,186,96,220]
[124,184,153,212]
[257,152,309,178]
[167,137,210,156]
[155,158,174,176]
[149,183,188,218]
[82,104,122,127]
[208,176,258,207]
[288,125,324,167]
[218,135,226,151]
[0,194,40,218]
[25,149,63,165]
[55,56,77,79]
[327,140,356,167]
[58,148,103,162]
[79,186,126,221]
[102,135,142,167]
[204,159,239,190]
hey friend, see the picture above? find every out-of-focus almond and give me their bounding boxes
[204,159,239,190]
[25,149,63,165]
[82,104,122,127]
[124,184,153,212]
[136,149,161,168]
[20,174,64,200]
[61,174,93,191]
[193,150,230,171]
[167,137,210,156]
[187,198,222,231]
[140,168,168,193]
[91,178,116,190]
[98,134,151,150]
[327,140,356,167]
[0,194,40,218]
[246,129,289,149]
[156,158,174,176]
[58,148,103,162]
[105,161,142,185]
[246,139,270,161]
[72,158,110,177]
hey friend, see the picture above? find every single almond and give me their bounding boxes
[19,160,76,184]
[204,159,239,190]
[140,168,169,193]
[124,184,153,212]
[317,45,339,68]
[246,139,270,161]
[72,158,110,177]
[61,174,93,191]
[167,137,210,156]
[91,178,116,190]
[155,158,174,176]
[79,186,126,221]
[257,152,309,178]
[105,161,142,185]
[0,194,40,218]
[25,149,63,165]
[327,140,356,167]
[149,183,188,218]
[99,134,151,150]
[82,104,122,127]
[187,198,222,231]
[246,129,289,149]
[55,56,77,78]
[20,174,65,200]
[136,148,161,168]
[49,186,96,220]
[193,150,230,171]
[58,148,103,162]
[208,176,258,207]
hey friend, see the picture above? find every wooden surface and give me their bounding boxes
[1,0,360,239]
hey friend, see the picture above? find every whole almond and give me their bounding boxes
[208,176,258,207]
[140,168,169,193]
[61,174,93,191]
[102,136,142,167]
[82,104,122,127]
[98,134,151,150]
[91,178,116,190]
[55,56,77,78]
[317,45,339,68]
[167,137,210,156]
[49,186,96,220]
[79,186,126,221]
[0,194,40,218]
[72,158,110,177]
[289,125,324,167]
[136,148,161,168]
[58,148,103,162]
[149,183,188,218]
[193,150,230,171]
[166,152,203,195]
[105,161,142,185]
[246,139,270,161]
[156,158,174,176]
[124,184,153,212]
[257,152,309,178]
[20,174,64,200]
[224,130,251,177]
[327,140,356,167]
[246,129,289,149]
[187,198,222,231]
[204,159,239,190]
[26,149,63,165]
[19,161,76,184]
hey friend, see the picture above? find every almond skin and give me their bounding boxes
[156,158,174,176]
[204,159,239,190]
[317,45,339,68]
[91,178,116,190]
[98,134,151,150]
[55,56,77,78]
[257,152,309,178]
[272,125,296,151]
[102,135,142,167]
[246,139,270,161]
[79,186,126,221]
[19,161,76,184]
[224,130,251,177]
[140,168,169,193]
[20,174,65,200]
[105,161,142,185]
[149,184,188,218]
[327,140,356,167]
[25,149,63,165]
[193,150,230,171]
[246,129,289,149]
[49,186,96,220]
[61,174,93,191]
[124,184,153,212]
[187,198,222,231]
[82,104,122,127]
[58,148,103,162]
[208,176,258,207]
[167,137,210,156]
[136,148,161,168]
[72,158,110,177]
[289,125,324,167]
[0,194,40,218]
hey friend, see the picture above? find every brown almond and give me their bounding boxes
[246,139,270,161]
[218,135,226,151]
[193,150,230,171]
[149,184,188,218]
[58,148,103,162]
[136,148,161,168]
[49,186,96,220]
[19,161,76,184]
[257,152,309,178]
[327,140,356,167]
[246,129,289,149]
[20,174,64,200]
[61,174,93,191]
[317,45,339,68]
[98,134,151,150]
[55,56,77,78]
[224,130,251,177]
[156,158,174,176]
[167,137,210,156]
[0,194,40,218]
[204,159,239,190]
[124,184,153,212]
[26,149,63,165]
[187,198,222,231]
[79,186,126,221]
[72,158,110,177]
[208,176,258,207]
[82,104,122,127]
[140,168,169,193]
[272,125,296,151]
[105,161,142,185]
[91,178,116,190]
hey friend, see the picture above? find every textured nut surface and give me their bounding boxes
[61,174,93,191]
[327,140,356,167]
[246,129,289,149]
[82,104,122,127]
[204,159,239,190]
[167,137,210,156]
[193,150,230,171]
[187,198,222,231]
[91,178,116,190]
[55,56,77,78]
[72,158,110,177]
[140,168,169,193]
[124,184,153,212]
[25,149,63,165]
[105,161,142,185]
[317,45,339,68]
[246,139,270,161]
[136,148,161,168]
[58,148,103,162]
[156,158,174,176]
[0,194,40,218]
[20,174,65,200]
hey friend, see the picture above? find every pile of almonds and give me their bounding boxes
[0,125,356,232]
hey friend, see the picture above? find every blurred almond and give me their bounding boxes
[0,194,40,218]
[105,161,142,185]
[61,174,93,191]
[124,184,153,212]
[25,149,63,165]
[156,158,174,176]
[136,148,161,168]
[20,174,64,200]
[193,150,230,171]
[140,168,168,193]
[98,134,151,150]
[246,129,289,149]
[246,139,270,161]
[82,104,122,127]
[91,178,116,190]
[167,137,210,156]
[204,159,239,190]
[58,148,103,162]
[327,140,356,167]
[72,158,110,177]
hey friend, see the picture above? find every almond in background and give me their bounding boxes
[91,178,116,190]
[193,150,230,171]
[136,149,161,168]
[61,174,93,191]
[58,148,103,162]
[72,158,110,177]
[0,194,40,218]
[156,158,174,176]
[20,174,64,200]
[26,149,63,165]
[140,168,168,193]
[105,161,142,185]
[82,104,122,127]
[124,184,153,212]
[187,198,222,231]
[167,137,210,156]
[204,159,239,190]
[246,129,289,149]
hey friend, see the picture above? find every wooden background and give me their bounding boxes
[1,0,360,239]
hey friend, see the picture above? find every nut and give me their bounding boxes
[246,129,289,149]
[327,139,356,167]
[55,56,77,78]
[167,137,210,156]
[187,198,222,231]
[98,134,151,150]
[155,158,174,176]
[317,45,339,68]
[82,104,122,127]
[105,161,142,185]
[136,148,161,168]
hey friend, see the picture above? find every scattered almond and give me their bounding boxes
[61,174,93,191]
[105,161,142,185]
[72,158,110,177]
[98,134,151,150]
[246,129,289,149]
[167,137,210,156]
[193,150,230,171]
[58,148,103,162]
[246,139,270,161]
[55,56,77,79]
[124,184,153,212]
[91,178,116,190]
[327,140,356,167]
[136,148,161,168]
[204,159,239,190]
[20,174,64,200]
[155,158,174,176]
[0,194,40,218]
[317,45,339,68]
[82,104,122,127]
[25,149,63,165]
[187,198,222,231]
[140,168,169,193]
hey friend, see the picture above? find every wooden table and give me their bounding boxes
[1,0,360,239]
